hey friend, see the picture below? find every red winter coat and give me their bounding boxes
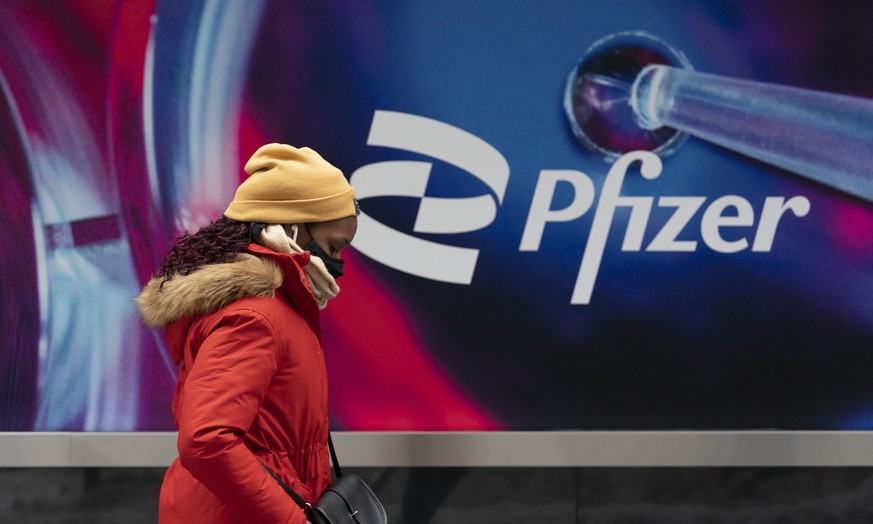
[137,244,331,523]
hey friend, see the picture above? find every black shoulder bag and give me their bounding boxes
[262,433,387,524]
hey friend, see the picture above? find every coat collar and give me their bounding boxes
[136,244,321,362]
[243,242,321,332]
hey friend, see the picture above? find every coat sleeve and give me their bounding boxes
[176,307,307,524]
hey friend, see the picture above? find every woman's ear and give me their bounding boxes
[294,223,313,248]
[281,224,300,243]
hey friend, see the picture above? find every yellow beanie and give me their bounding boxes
[224,143,357,223]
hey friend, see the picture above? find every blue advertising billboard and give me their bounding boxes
[0,0,871,434]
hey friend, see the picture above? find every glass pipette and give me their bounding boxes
[630,64,873,202]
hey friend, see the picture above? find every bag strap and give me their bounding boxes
[261,463,312,513]
[261,430,343,512]
[328,431,343,478]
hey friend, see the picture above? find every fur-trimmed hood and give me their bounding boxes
[136,253,284,329]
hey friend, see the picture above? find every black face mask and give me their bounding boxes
[307,241,345,280]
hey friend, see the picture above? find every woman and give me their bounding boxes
[137,143,358,523]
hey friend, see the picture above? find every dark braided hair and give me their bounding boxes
[155,216,253,281]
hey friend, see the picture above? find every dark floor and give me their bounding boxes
[2,467,873,523]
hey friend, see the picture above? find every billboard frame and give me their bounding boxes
[1,432,872,467]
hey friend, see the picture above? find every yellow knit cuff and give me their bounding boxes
[224,187,357,223]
